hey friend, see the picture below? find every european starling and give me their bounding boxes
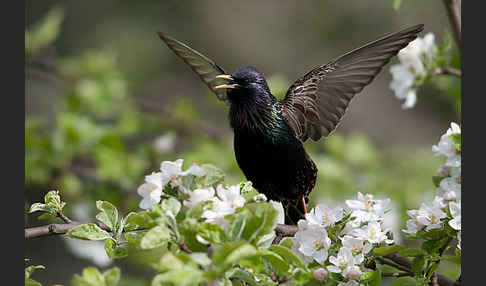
[158,24,424,224]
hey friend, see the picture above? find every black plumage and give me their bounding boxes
[158,24,424,224]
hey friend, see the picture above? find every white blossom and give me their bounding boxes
[346,192,390,223]
[137,172,164,209]
[327,247,363,279]
[298,224,332,264]
[200,184,245,229]
[351,221,393,244]
[341,235,372,256]
[388,33,435,109]
[305,204,344,228]
[404,202,447,234]
[291,220,330,264]
[403,209,426,234]
[432,122,461,159]
[448,201,461,231]
[183,187,215,207]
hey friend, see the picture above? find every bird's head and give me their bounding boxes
[215,66,271,103]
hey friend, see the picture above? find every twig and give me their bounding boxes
[56,212,72,224]
[442,0,461,51]
[25,221,110,239]
[379,253,459,286]
[375,256,414,275]
[275,223,298,237]
[434,66,461,77]
[178,242,193,254]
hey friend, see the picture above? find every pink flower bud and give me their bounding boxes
[347,266,362,280]
[436,165,450,177]
[313,268,328,281]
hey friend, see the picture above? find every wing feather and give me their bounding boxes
[281,24,424,141]
[158,32,229,101]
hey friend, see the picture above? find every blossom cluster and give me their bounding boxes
[136,159,204,209]
[290,192,393,284]
[389,33,435,109]
[403,122,461,249]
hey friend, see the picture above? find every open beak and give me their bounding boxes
[215,74,238,89]
[216,74,234,81]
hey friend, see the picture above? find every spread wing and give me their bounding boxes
[158,32,229,101]
[281,24,424,141]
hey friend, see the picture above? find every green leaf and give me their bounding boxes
[224,244,258,266]
[161,197,182,217]
[359,269,381,286]
[200,164,225,186]
[268,245,305,268]
[25,5,65,56]
[411,256,426,275]
[259,249,289,274]
[450,133,461,152]
[95,200,119,232]
[228,212,248,241]
[25,278,43,286]
[25,265,45,280]
[122,212,139,232]
[66,223,111,240]
[151,268,202,286]
[124,230,148,245]
[390,277,420,286]
[278,237,293,249]
[44,190,66,212]
[186,201,207,219]
[198,222,227,244]
[103,267,121,286]
[140,225,172,249]
[422,237,449,254]
[124,211,158,228]
[105,239,128,259]
[152,252,185,272]
[189,252,212,268]
[397,248,427,257]
[225,268,260,286]
[241,203,278,244]
[442,254,461,265]
[432,176,443,188]
[72,267,104,286]
[28,203,49,213]
[373,245,405,256]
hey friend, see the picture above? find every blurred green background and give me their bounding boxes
[25,1,460,285]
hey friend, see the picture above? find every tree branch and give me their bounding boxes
[378,253,459,286]
[25,221,109,239]
[442,0,461,51]
[434,66,461,77]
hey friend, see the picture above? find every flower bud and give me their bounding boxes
[346,266,362,280]
[313,268,328,281]
[436,165,450,178]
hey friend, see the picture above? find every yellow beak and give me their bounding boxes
[215,84,238,89]
[215,74,234,81]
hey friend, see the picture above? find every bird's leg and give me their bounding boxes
[301,194,307,214]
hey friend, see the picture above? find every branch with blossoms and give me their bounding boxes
[389,0,461,110]
[25,122,461,286]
